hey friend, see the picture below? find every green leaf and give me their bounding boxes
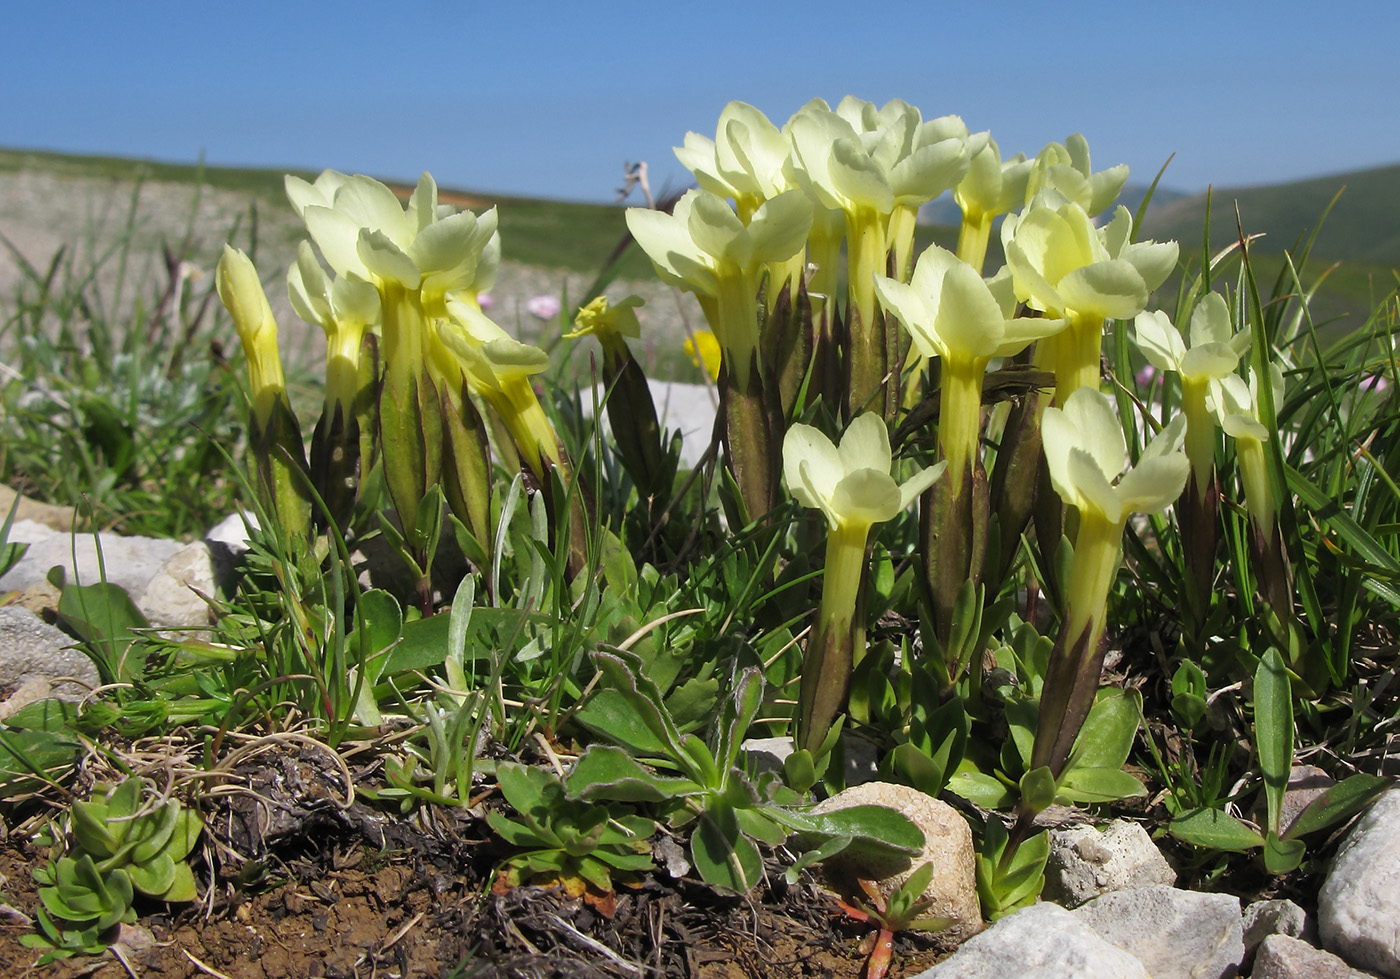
[1019,766,1058,815]
[573,689,670,757]
[716,668,764,776]
[946,769,1015,809]
[792,804,924,865]
[565,745,702,803]
[485,813,548,848]
[1263,832,1306,875]
[158,861,198,903]
[1067,689,1142,771]
[1284,773,1392,840]
[0,727,79,795]
[1170,808,1265,852]
[591,651,689,759]
[1056,766,1147,804]
[129,802,180,864]
[69,802,119,860]
[354,589,404,684]
[162,809,204,863]
[56,582,150,684]
[495,762,554,817]
[1255,648,1294,834]
[691,808,762,893]
[127,853,177,898]
[2,698,79,732]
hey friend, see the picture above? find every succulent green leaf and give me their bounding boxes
[127,853,177,898]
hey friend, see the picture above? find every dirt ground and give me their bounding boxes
[0,745,955,979]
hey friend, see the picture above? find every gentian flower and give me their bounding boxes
[1036,388,1187,771]
[1003,196,1177,403]
[784,413,944,754]
[1134,292,1251,494]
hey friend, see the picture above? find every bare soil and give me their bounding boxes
[0,745,954,979]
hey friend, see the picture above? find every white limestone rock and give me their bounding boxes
[0,530,180,598]
[813,781,981,939]
[1072,884,1243,979]
[1043,820,1176,907]
[911,902,1149,979]
[1319,786,1400,978]
[1243,898,1313,960]
[138,540,235,629]
[1253,934,1373,979]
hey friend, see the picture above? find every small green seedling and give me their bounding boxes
[489,761,656,910]
[25,777,203,962]
[833,863,952,979]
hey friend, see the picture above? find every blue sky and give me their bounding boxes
[4,1,1398,204]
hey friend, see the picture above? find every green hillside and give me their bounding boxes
[1140,162,1400,268]
[0,146,650,277]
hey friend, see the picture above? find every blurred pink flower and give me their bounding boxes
[526,294,561,320]
[478,292,494,310]
[1136,364,1158,387]
[1362,373,1390,394]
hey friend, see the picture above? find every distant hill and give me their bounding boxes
[919,184,1190,229]
[1138,162,1400,268]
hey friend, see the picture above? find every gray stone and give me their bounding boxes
[1252,934,1372,979]
[813,781,980,940]
[0,606,98,699]
[138,540,235,629]
[1243,899,1313,958]
[0,530,180,599]
[586,379,718,469]
[1320,786,1400,978]
[2,519,60,545]
[911,902,1149,979]
[1044,820,1177,907]
[1072,884,1243,979]
[740,733,879,787]
[204,512,257,553]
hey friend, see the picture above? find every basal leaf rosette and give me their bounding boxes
[783,413,944,754]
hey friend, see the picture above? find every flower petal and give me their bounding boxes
[783,423,843,513]
[837,412,892,477]
[1133,310,1186,373]
[357,229,421,288]
[898,460,945,510]
[831,469,903,526]
[1188,291,1233,347]
[1057,260,1150,320]
[747,190,813,266]
[1115,452,1189,514]
[874,276,942,359]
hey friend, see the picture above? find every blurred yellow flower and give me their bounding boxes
[684,329,722,381]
